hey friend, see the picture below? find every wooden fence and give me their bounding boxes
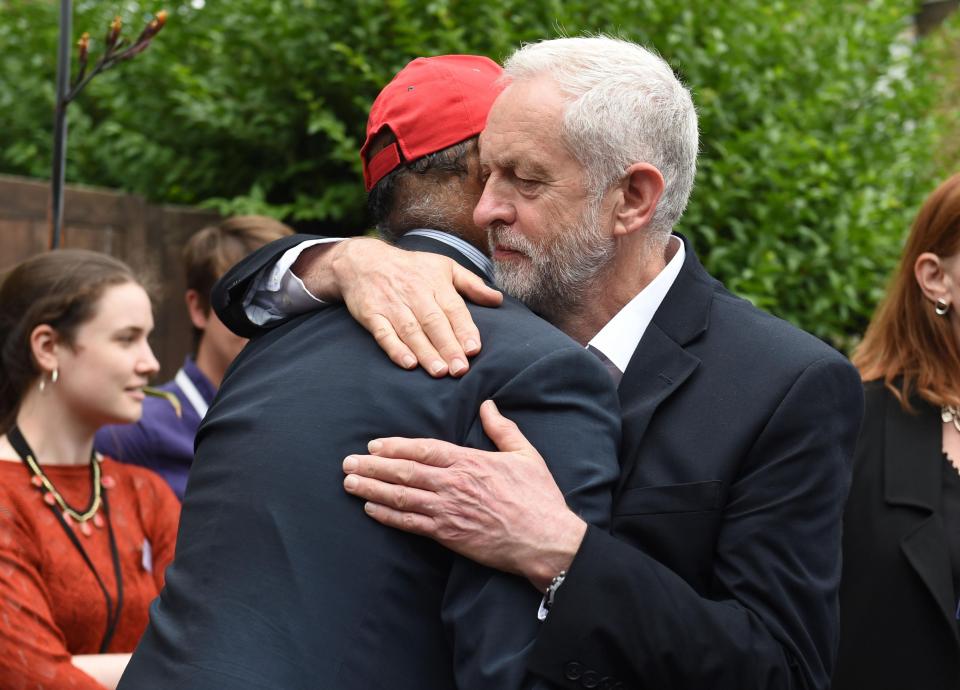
[0,174,220,379]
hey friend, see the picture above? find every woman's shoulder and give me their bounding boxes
[99,456,176,501]
[858,379,907,433]
[860,378,938,418]
[0,458,34,501]
[862,378,892,399]
[99,457,180,531]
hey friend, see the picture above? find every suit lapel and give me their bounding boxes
[615,236,714,494]
[884,394,960,647]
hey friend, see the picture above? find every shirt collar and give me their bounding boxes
[181,356,217,403]
[587,235,685,374]
[405,229,494,281]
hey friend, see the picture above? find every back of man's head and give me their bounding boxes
[361,55,503,246]
[504,36,699,237]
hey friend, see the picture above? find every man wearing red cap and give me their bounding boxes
[215,37,862,690]
[119,56,620,689]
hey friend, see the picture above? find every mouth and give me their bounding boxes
[492,245,526,261]
[125,385,147,401]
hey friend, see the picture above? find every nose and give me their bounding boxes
[473,175,514,231]
[138,343,161,378]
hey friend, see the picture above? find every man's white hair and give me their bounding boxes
[503,36,699,237]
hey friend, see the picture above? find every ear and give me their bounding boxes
[914,252,949,305]
[29,324,60,375]
[185,289,209,331]
[612,163,665,238]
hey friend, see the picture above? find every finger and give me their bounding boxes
[362,502,438,538]
[342,453,443,489]
[365,437,459,469]
[387,303,449,377]
[358,313,418,370]
[452,265,503,308]
[479,400,534,453]
[342,473,438,515]
[435,287,482,359]
[407,292,469,376]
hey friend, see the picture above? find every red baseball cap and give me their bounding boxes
[360,55,504,191]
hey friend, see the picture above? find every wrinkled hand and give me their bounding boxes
[321,237,502,377]
[342,400,586,590]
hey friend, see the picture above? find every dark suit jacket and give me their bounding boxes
[833,381,960,690]
[526,238,863,690]
[207,233,864,690]
[119,234,621,690]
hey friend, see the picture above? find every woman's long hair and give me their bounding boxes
[852,173,960,410]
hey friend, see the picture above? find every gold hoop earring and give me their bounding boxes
[935,298,950,317]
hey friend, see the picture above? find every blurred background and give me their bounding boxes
[0,0,957,374]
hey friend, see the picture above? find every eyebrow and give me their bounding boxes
[489,155,552,180]
[115,325,149,336]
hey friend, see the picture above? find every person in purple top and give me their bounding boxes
[95,216,293,498]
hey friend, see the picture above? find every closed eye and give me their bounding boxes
[516,176,542,195]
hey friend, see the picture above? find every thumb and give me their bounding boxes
[452,265,503,307]
[480,400,532,453]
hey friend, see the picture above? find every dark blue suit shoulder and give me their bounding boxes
[708,287,851,372]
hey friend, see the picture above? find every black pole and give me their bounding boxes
[50,0,72,250]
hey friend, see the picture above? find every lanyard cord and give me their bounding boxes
[7,426,125,653]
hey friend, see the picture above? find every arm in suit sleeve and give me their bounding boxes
[442,347,622,689]
[528,356,864,690]
[211,233,330,338]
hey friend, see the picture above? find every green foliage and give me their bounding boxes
[0,0,957,348]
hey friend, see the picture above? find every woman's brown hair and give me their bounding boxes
[852,172,960,409]
[0,249,142,429]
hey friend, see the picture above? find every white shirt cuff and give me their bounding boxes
[242,238,342,326]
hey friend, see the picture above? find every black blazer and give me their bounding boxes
[119,235,621,690]
[833,381,960,689]
[207,234,864,690]
[527,239,863,690]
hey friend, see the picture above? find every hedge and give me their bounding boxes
[1,0,957,349]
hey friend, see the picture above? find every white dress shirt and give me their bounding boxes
[586,235,685,379]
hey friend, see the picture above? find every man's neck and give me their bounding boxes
[558,236,674,345]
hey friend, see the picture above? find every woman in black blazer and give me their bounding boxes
[834,173,960,690]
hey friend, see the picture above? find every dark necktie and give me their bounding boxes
[587,345,623,387]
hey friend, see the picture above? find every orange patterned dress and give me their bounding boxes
[0,457,180,689]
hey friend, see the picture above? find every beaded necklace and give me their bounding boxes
[7,425,124,652]
[21,440,104,531]
[943,405,960,433]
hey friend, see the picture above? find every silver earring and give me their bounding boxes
[935,298,950,317]
[51,368,58,384]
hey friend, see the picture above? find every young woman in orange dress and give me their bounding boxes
[0,250,180,689]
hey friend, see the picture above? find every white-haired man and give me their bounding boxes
[215,37,863,690]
